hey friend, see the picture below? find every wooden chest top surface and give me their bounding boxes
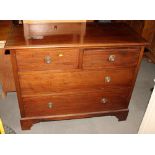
[5,22,148,49]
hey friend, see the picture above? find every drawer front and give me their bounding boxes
[15,48,79,71]
[29,23,83,37]
[19,69,134,96]
[83,48,140,69]
[23,90,129,117]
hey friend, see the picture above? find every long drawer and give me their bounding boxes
[19,69,135,96]
[83,48,140,69]
[23,89,130,117]
[15,48,79,71]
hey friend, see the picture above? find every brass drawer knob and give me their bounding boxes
[108,55,115,62]
[101,98,108,104]
[44,56,52,64]
[105,76,111,83]
[54,25,58,30]
[48,102,53,109]
[58,53,64,57]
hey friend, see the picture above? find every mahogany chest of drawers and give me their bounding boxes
[5,22,147,130]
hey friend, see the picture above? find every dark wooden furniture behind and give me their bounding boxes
[5,22,147,130]
[0,21,15,98]
[113,20,155,63]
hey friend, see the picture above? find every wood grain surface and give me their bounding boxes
[8,22,147,130]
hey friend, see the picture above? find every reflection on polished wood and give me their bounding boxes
[5,22,148,49]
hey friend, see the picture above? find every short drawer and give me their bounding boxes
[83,48,140,69]
[19,69,134,96]
[23,90,129,117]
[15,48,79,71]
[28,23,84,37]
